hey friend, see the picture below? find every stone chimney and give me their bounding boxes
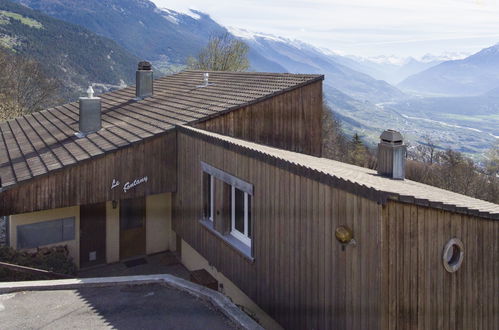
[377,129,406,180]
[136,61,153,99]
[76,86,101,138]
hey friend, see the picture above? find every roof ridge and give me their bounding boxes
[178,125,499,221]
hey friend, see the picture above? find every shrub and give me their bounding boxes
[0,245,76,281]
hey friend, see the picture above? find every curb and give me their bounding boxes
[0,274,263,330]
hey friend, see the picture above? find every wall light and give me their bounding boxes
[335,225,356,250]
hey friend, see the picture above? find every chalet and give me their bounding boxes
[0,64,497,330]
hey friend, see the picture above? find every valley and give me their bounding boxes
[2,0,497,158]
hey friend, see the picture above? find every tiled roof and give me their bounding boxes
[179,125,499,220]
[0,70,323,189]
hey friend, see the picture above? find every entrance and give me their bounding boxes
[120,197,146,260]
[80,202,106,268]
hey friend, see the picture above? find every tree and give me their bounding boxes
[0,51,59,122]
[484,141,499,176]
[188,33,250,72]
[408,135,437,164]
[349,133,371,167]
[322,99,349,162]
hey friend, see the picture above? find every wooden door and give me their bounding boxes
[120,197,146,260]
[80,202,107,268]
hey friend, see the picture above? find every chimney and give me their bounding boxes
[377,129,406,180]
[76,86,101,138]
[136,61,153,99]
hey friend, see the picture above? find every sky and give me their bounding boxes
[151,0,499,58]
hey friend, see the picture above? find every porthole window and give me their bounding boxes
[442,238,464,273]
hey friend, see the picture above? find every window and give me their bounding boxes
[231,187,252,247]
[203,172,214,222]
[17,217,75,249]
[442,238,464,273]
[200,162,254,258]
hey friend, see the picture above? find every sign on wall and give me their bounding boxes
[111,176,149,193]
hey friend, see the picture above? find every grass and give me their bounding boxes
[0,10,43,29]
[0,35,19,49]
[439,113,499,123]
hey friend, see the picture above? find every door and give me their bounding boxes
[120,197,146,260]
[80,202,107,268]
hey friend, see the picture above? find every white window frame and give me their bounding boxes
[209,175,214,222]
[230,186,251,247]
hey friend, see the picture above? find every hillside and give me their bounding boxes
[339,56,444,85]
[14,0,226,65]
[6,0,496,157]
[0,0,140,100]
[324,85,498,156]
[399,44,499,96]
[231,28,405,103]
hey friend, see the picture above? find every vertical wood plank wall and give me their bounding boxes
[0,131,177,216]
[382,201,499,330]
[174,132,383,330]
[195,81,323,157]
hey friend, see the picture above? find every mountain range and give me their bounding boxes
[398,44,499,96]
[0,0,139,99]
[229,28,405,103]
[3,0,499,156]
[14,0,226,65]
[342,53,467,85]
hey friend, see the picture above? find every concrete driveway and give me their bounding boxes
[0,283,237,330]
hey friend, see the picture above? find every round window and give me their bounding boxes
[442,238,464,273]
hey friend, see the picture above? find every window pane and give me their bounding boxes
[247,195,252,238]
[62,218,75,241]
[203,173,211,219]
[234,188,244,233]
[17,218,75,249]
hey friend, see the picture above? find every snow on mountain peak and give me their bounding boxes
[227,27,288,43]
[365,55,408,66]
[156,7,201,21]
[227,27,331,53]
[420,52,469,63]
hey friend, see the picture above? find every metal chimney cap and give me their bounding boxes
[138,61,152,71]
[86,86,95,98]
[380,129,403,144]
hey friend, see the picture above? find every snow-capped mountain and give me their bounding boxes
[399,44,499,96]
[338,52,468,85]
[229,27,405,103]
[13,0,226,64]
[8,0,495,154]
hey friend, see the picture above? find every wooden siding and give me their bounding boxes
[195,81,323,157]
[0,132,176,216]
[174,131,383,330]
[381,201,499,330]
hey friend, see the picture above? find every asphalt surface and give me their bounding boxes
[77,252,190,280]
[0,284,237,330]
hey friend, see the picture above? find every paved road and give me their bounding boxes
[0,284,237,330]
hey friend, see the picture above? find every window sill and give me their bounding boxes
[199,219,254,263]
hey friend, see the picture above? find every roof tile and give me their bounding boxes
[0,70,322,188]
